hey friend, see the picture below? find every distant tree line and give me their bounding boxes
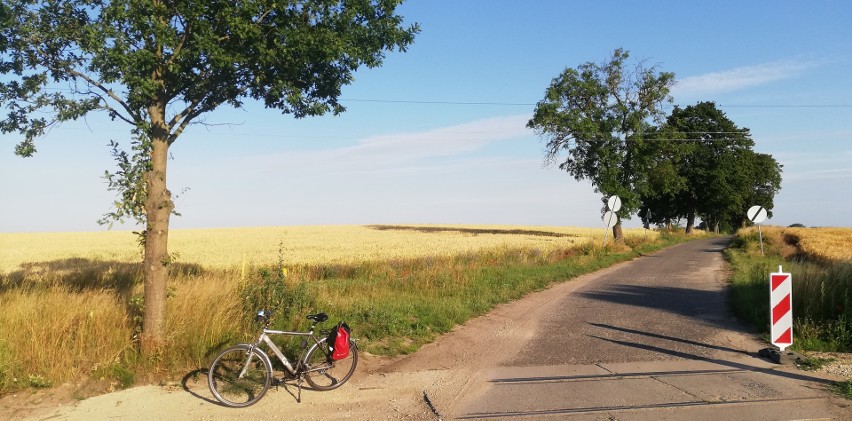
[528,49,782,236]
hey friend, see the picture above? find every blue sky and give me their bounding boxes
[2,0,851,232]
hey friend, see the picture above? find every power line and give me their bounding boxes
[341,98,534,106]
[341,98,852,109]
[35,87,852,109]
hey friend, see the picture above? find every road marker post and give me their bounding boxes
[770,265,793,352]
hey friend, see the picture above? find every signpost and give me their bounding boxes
[747,205,768,255]
[601,196,620,246]
[770,266,793,351]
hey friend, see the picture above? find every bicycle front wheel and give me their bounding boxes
[208,344,273,407]
[303,338,358,391]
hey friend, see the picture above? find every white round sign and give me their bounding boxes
[602,211,618,228]
[607,195,622,212]
[747,205,768,224]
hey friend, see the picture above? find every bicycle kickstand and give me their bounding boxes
[296,377,303,403]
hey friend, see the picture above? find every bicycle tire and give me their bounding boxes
[302,338,358,391]
[208,344,273,407]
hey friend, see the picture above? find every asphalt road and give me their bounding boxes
[453,237,849,420]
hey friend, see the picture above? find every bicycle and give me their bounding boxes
[208,309,358,407]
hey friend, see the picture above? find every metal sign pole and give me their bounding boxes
[747,205,768,256]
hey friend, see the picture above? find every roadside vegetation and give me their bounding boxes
[0,225,690,394]
[726,226,852,352]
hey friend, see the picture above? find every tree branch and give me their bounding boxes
[67,68,142,123]
[166,19,191,67]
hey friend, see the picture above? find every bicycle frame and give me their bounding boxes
[239,327,321,378]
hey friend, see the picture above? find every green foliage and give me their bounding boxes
[641,102,782,233]
[1,0,419,149]
[0,339,14,392]
[528,48,675,222]
[99,135,152,228]
[240,244,315,331]
[27,374,52,389]
[831,380,852,399]
[96,363,135,389]
[129,293,145,342]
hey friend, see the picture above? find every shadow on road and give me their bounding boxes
[588,322,750,355]
[590,334,835,386]
[579,284,741,331]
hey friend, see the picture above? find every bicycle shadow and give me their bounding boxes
[182,368,316,405]
[181,369,221,405]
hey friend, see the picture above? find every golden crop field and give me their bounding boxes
[783,227,852,263]
[0,224,657,273]
[740,225,852,263]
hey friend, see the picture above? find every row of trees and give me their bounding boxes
[528,49,782,236]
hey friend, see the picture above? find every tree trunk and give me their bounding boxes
[612,222,624,243]
[141,123,174,353]
[685,209,695,235]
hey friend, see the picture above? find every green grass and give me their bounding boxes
[831,380,852,399]
[794,355,834,371]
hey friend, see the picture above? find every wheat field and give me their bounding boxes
[741,225,852,263]
[1,224,655,274]
[783,227,852,263]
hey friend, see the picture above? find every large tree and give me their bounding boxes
[641,102,782,233]
[1,0,417,351]
[527,49,675,240]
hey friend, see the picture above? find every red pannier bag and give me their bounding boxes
[328,322,351,360]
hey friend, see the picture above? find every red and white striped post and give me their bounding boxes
[770,266,793,351]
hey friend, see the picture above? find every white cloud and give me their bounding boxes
[334,114,532,161]
[245,114,534,173]
[672,59,820,98]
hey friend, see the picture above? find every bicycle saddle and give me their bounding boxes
[307,312,328,322]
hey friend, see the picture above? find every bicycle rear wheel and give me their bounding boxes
[302,338,358,391]
[208,344,272,407]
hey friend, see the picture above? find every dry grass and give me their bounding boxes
[0,289,133,388]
